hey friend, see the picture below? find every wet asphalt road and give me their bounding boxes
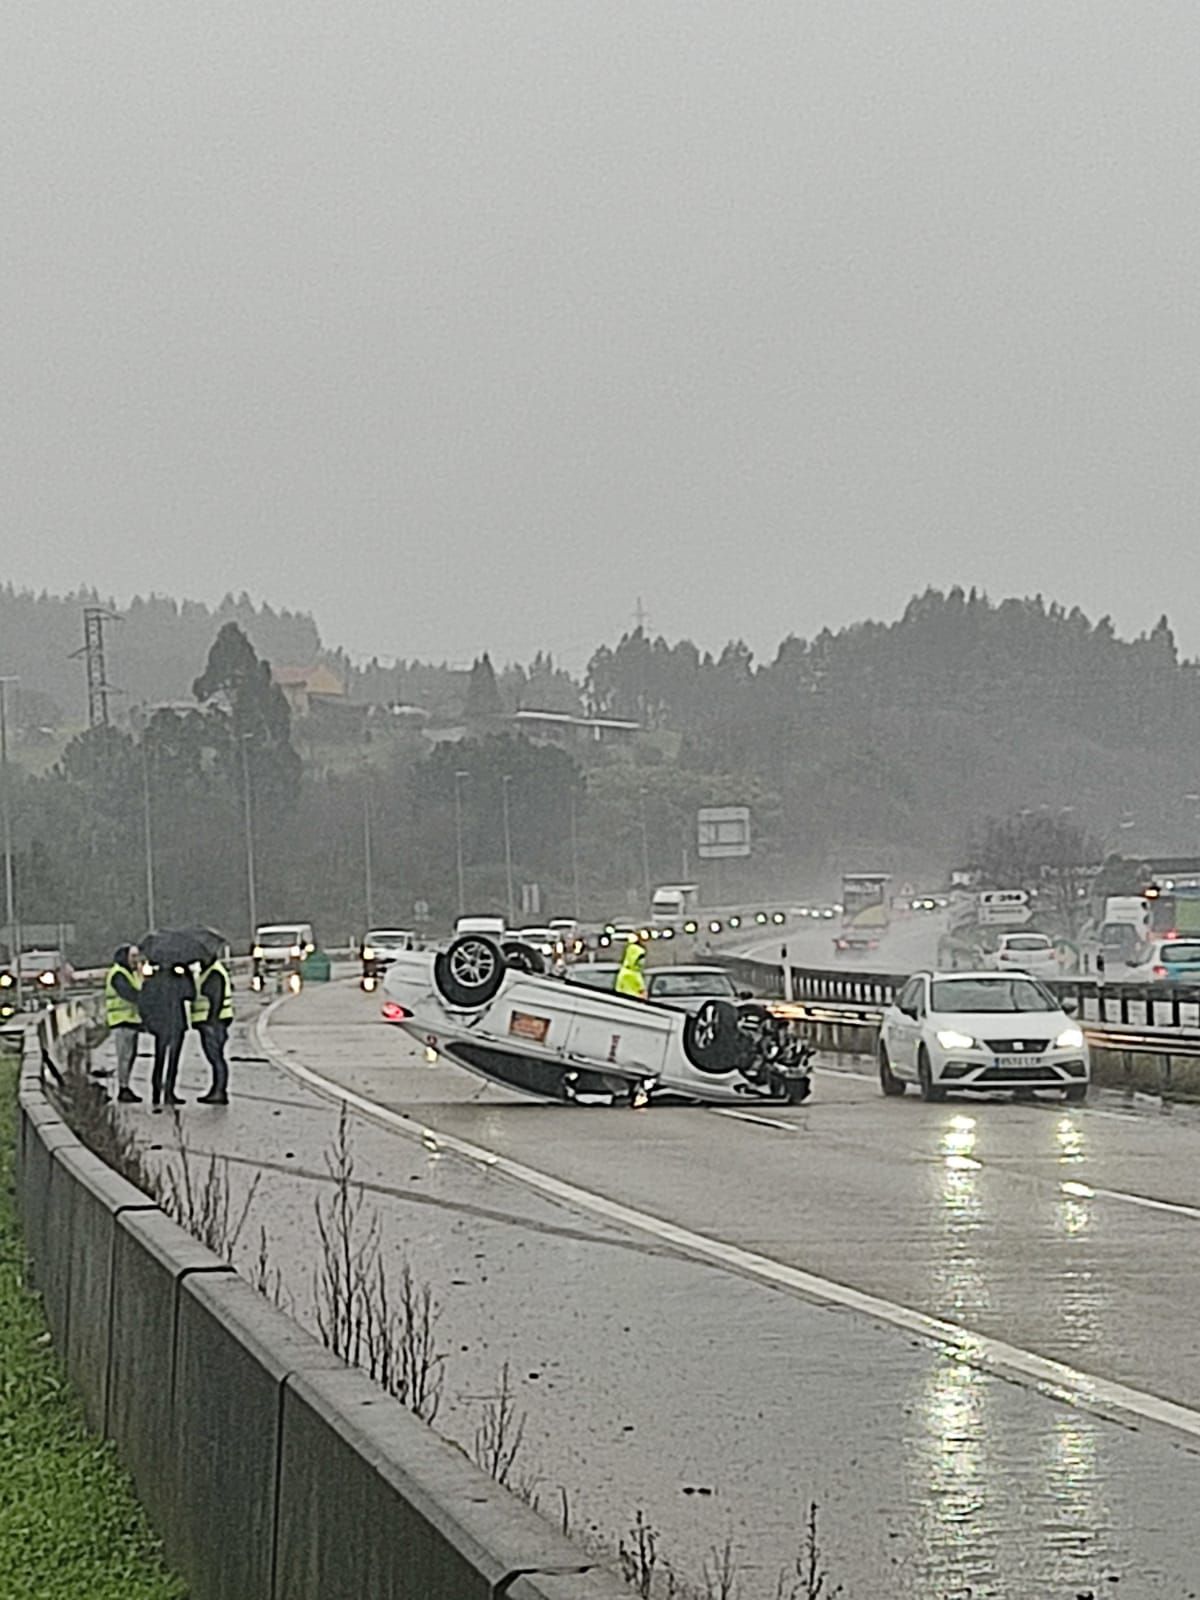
[122,979,1200,1598]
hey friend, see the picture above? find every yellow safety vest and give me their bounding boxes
[190,961,234,1025]
[104,964,142,1029]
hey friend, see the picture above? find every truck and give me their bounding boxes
[836,873,891,953]
[650,884,700,931]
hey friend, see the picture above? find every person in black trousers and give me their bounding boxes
[139,963,194,1110]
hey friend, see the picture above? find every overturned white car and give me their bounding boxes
[382,934,814,1106]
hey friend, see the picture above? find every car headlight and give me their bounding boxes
[38,971,56,986]
[936,1029,977,1051]
[252,946,264,959]
[291,945,302,958]
[1055,1027,1084,1050]
[363,947,375,961]
[0,973,11,988]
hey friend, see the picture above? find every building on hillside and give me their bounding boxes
[272,663,348,718]
[505,709,641,748]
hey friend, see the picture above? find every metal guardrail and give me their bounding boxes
[719,955,1200,1061]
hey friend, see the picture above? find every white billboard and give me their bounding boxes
[697,806,751,859]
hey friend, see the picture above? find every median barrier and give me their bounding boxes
[57,1144,156,1430]
[276,1365,597,1600]
[171,1272,346,1600]
[14,1005,630,1600]
[107,1208,235,1535]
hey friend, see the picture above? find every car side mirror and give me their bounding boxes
[899,1003,917,1019]
[737,989,753,1000]
[1062,996,1079,1016]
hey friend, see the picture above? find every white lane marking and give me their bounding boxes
[257,1003,1200,1445]
[1061,1179,1200,1223]
[710,1107,797,1131]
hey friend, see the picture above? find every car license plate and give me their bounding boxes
[995,1054,1038,1067]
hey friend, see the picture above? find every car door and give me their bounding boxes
[887,978,923,1078]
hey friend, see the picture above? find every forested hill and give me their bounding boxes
[0,586,322,721]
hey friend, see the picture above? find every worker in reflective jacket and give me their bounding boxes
[190,957,235,1105]
[615,939,647,999]
[104,945,143,1103]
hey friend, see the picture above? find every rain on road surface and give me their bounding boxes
[136,975,1200,1597]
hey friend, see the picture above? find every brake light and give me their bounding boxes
[381,1001,411,1022]
[1153,966,1168,978]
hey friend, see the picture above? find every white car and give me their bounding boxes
[987,931,1058,977]
[381,933,813,1106]
[361,929,416,990]
[878,971,1088,1102]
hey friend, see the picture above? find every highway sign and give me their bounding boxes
[698,806,751,859]
[978,903,1033,926]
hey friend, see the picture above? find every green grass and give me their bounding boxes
[0,1062,186,1600]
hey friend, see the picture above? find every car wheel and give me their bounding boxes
[500,939,547,976]
[785,1075,812,1105]
[879,1043,906,1097]
[433,935,506,1009]
[917,1047,946,1103]
[682,999,744,1074]
[1063,1084,1088,1103]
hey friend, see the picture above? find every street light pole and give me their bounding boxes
[141,739,157,930]
[240,734,258,943]
[501,775,515,926]
[362,764,375,932]
[0,677,20,1007]
[638,787,652,909]
[569,788,582,921]
[454,770,469,917]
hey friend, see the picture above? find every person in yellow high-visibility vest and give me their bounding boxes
[615,939,647,999]
[104,945,144,1103]
[190,957,235,1105]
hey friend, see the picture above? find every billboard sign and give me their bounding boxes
[697,807,751,859]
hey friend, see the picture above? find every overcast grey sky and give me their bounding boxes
[3,2,1197,667]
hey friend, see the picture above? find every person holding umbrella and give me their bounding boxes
[139,929,224,1111]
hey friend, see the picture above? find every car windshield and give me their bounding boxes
[931,977,1056,1013]
[259,929,303,947]
[1162,942,1200,963]
[368,932,409,945]
[1003,936,1050,951]
[569,967,618,989]
[649,971,737,999]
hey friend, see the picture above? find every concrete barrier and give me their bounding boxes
[276,1366,597,1600]
[170,1272,344,1600]
[14,1020,630,1600]
[107,1208,234,1535]
[56,1144,156,1429]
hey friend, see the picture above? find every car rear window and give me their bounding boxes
[649,971,737,999]
[1163,942,1200,963]
[1003,936,1051,951]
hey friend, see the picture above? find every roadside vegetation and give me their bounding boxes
[0,1060,185,1600]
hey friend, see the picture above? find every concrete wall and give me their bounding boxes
[13,1052,627,1600]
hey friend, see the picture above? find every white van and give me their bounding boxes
[454,914,506,938]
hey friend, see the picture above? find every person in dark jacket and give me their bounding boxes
[190,957,234,1105]
[104,945,144,1103]
[138,963,194,1111]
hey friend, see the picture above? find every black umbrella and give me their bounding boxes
[141,927,225,967]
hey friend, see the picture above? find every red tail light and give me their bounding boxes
[1153,966,1168,978]
[381,1001,410,1022]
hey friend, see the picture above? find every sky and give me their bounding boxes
[3,2,1199,669]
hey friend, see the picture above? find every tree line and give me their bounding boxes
[3,585,1200,961]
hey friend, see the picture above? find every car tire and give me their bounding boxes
[785,1075,812,1105]
[917,1047,946,1103]
[500,939,547,976]
[433,935,506,1009]
[879,1044,906,1097]
[1063,1084,1088,1103]
[683,999,744,1074]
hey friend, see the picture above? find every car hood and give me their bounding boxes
[931,1009,1073,1037]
